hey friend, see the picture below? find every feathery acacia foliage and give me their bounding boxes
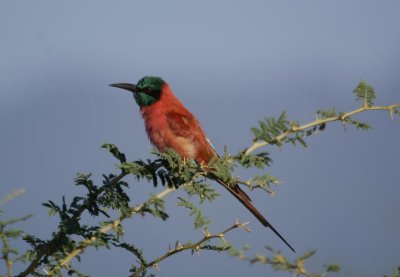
[1,80,399,277]
[245,80,399,155]
[0,190,32,277]
[353,80,376,107]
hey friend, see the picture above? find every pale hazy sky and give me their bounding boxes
[1,1,400,276]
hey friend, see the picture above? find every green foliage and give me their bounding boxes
[98,174,131,216]
[248,81,397,154]
[118,161,152,181]
[152,148,201,187]
[229,246,340,276]
[317,108,337,119]
[0,190,32,277]
[247,174,281,195]
[236,151,272,169]
[251,111,328,148]
[140,197,169,221]
[251,111,290,146]
[199,243,231,253]
[112,242,147,266]
[102,143,127,163]
[177,197,211,229]
[2,81,399,276]
[317,106,373,132]
[118,148,203,189]
[12,144,226,276]
[17,145,187,276]
[183,183,220,204]
[207,147,237,184]
[341,117,371,130]
[325,263,341,273]
[353,80,376,107]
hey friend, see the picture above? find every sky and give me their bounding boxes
[1,1,400,276]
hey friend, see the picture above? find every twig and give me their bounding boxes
[245,104,400,155]
[0,189,26,205]
[0,231,13,277]
[1,189,31,277]
[130,220,251,277]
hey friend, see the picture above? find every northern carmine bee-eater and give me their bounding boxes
[110,76,294,252]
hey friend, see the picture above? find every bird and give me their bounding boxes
[110,76,295,252]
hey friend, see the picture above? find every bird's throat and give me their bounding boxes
[134,92,159,107]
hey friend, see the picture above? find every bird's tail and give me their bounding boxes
[214,177,295,253]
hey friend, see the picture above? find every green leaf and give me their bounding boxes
[48,208,57,217]
[199,244,231,252]
[325,263,341,272]
[250,112,290,145]
[237,151,272,169]
[102,143,127,163]
[112,242,147,265]
[248,174,280,194]
[145,197,169,220]
[353,80,376,107]
[317,108,336,119]
[177,197,210,229]
[342,117,372,130]
[98,179,131,217]
[298,249,316,260]
[296,135,308,148]
[184,183,219,204]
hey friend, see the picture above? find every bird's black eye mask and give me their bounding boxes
[140,87,155,94]
[133,89,161,107]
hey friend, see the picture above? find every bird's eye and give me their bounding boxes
[143,87,152,94]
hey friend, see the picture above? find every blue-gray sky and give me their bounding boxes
[1,1,399,276]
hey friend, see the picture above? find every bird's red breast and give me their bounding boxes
[139,83,216,164]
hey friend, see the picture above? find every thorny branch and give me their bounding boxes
[14,84,399,276]
[48,104,400,275]
[130,220,251,277]
[245,104,400,155]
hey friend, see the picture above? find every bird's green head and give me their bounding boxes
[110,76,166,107]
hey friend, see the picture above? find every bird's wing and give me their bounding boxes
[166,111,216,163]
[166,111,196,138]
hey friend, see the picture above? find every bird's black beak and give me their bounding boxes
[109,83,137,93]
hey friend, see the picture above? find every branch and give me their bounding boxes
[237,175,281,196]
[230,247,340,277]
[130,220,251,277]
[0,231,13,277]
[1,189,32,277]
[245,104,400,155]
[46,186,177,276]
[0,189,26,205]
